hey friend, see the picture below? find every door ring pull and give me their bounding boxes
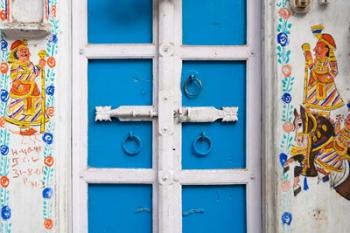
[122,131,142,156]
[192,131,212,157]
[183,74,203,98]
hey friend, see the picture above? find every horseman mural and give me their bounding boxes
[284,25,350,200]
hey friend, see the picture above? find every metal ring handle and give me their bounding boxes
[183,74,203,98]
[122,131,142,156]
[192,132,212,157]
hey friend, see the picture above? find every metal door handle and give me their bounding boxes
[122,131,142,156]
[192,132,212,157]
[183,74,203,98]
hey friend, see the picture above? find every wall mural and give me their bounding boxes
[277,1,350,232]
[0,0,58,232]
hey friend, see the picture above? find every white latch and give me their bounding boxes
[0,0,51,39]
[95,106,157,122]
[175,107,238,123]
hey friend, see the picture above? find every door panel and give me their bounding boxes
[182,0,246,45]
[88,60,153,168]
[88,0,153,43]
[88,184,153,233]
[182,122,245,169]
[182,185,246,233]
[181,61,246,169]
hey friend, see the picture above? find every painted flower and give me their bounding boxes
[0,117,5,128]
[277,32,289,47]
[46,107,55,117]
[0,63,8,74]
[39,58,46,68]
[51,5,57,18]
[0,89,9,102]
[282,122,294,133]
[281,93,292,104]
[0,10,6,21]
[49,34,58,44]
[47,56,56,68]
[43,187,53,199]
[0,176,9,188]
[0,145,9,156]
[279,153,288,167]
[0,39,7,51]
[281,180,291,192]
[42,133,53,145]
[281,64,292,77]
[44,218,54,230]
[46,85,55,96]
[281,212,292,225]
[1,206,11,220]
[44,156,54,167]
[278,8,292,20]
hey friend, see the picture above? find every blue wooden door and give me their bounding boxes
[73,0,261,233]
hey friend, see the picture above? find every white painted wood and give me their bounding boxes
[246,0,262,233]
[82,169,155,184]
[181,45,252,60]
[82,44,156,59]
[72,0,88,232]
[179,169,251,185]
[157,1,177,233]
[262,1,279,233]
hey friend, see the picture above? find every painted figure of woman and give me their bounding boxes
[302,25,344,117]
[5,40,46,136]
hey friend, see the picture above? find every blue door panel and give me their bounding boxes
[182,0,246,45]
[182,185,246,233]
[182,61,246,169]
[88,0,153,44]
[88,60,153,168]
[88,185,152,233]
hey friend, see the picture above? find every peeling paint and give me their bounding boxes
[182,208,205,217]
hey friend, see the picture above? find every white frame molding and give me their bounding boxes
[71,0,264,232]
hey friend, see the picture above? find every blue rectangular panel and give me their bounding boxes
[88,0,153,43]
[183,0,246,45]
[182,185,246,233]
[182,61,246,169]
[89,185,152,233]
[88,60,153,168]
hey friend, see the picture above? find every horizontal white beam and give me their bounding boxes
[180,46,253,60]
[179,169,251,185]
[82,44,157,59]
[82,168,155,184]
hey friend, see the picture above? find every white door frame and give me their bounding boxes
[71,0,262,232]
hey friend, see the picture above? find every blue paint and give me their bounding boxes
[183,0,246,45]
[281,93,292,104]
[182,185,246,233]
[281,212,292,226]
[0,90,9,102]
[303,176,309,191]
[46,85,55,96]
[88,185,152,233]
[182,61,246,169]
[42,187,53,199]
[42,133,54,145]
[0,145,8,156]
[88,60,152,168]
[1,206,11,220]
[0,39,7,51]
[88,0,153,43]
[277,32,289,47]
[279,153,288,167]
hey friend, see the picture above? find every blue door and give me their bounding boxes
[73,0,261,232]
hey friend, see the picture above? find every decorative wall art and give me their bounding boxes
[0,0,58,232]
[277,1,350,232]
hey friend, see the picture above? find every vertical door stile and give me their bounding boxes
[72,0,88,232]
[246,0,262,232]
[152,0,159,232]
[157,1,176,233]
[172,0,183,232]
